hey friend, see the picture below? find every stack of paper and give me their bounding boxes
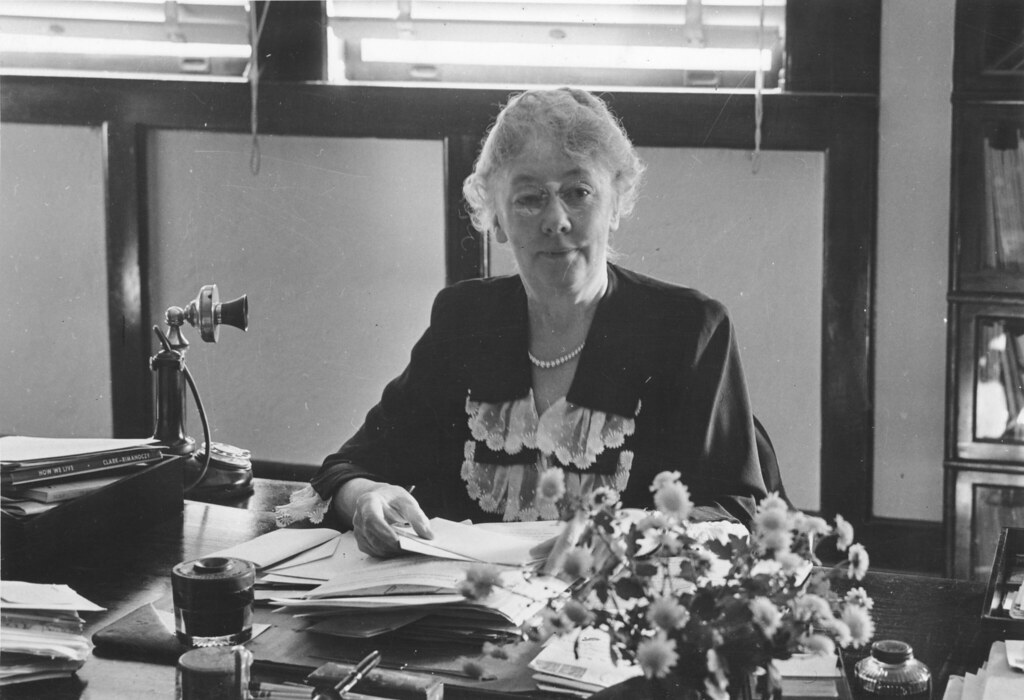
[1,436,163,517]
[210,518,566,644]
[0,581,104,686]
[943,641,1024,700]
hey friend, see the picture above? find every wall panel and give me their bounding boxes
[0,123,112,437]
[147,130,445,466]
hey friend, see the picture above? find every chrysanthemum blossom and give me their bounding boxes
[637,633,679,679]
[758,492,789,513]
[654,481,693,521]
[650,471,681,493]
[792,593,833,622]
[775,550,804,574]
[822,617,852,647]
[801,633,836,657]
[800,515,831,538]
[844,587,874,610]
[588,486,619,509]
[647,596,691,630]
[840,605,875,649]
[847,543,869,580]
[560,547,594,579]
[458,563,503,600]
[537,467,566,503]
[749,596,783,638]
[753,506,791,536]
[756,527,793,554]
[834,514,854,551]
[636,512,668,532]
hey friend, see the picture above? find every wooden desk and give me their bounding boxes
[2,481,294,700]
[2,481,1020,699]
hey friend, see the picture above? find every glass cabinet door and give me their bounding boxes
[952,468,1024,581]
[956,305,1024,462]
[974,317,1024,444]
[953,109,1024,294]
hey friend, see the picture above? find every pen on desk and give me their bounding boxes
[249,689,311,700]
[248,682,313,699]
[334,650,382,696]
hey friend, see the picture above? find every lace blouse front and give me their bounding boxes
[278,389,639,527]
[463,390,639,521]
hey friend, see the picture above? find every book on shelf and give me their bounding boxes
[984,134,1024,271]
[1,436,163,489]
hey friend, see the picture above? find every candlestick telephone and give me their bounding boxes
[151,284,253,501]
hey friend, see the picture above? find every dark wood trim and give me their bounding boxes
[102,120,153,438]
[953,0,1024,100]
[785,0,881,94]
[857,518,946,575]
[444,132,488,283]
[255,1,327,83]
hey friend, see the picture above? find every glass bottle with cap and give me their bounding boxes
[855,639,932,699]
[171,556,255,647]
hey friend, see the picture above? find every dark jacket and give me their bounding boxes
[311,264,771,526]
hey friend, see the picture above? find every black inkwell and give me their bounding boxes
[171,556,255,647]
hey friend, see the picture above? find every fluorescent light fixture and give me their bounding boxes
[361,38,773,72]
[0,34,250,59]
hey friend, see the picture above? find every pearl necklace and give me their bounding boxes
[528,341,586,369]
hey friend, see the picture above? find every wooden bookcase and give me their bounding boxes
[945,0,1024,580]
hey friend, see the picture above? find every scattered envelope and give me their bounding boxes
[205,528,339,570]
[0,581,104,611]
[266,537,339,572]
[395,517,542,566]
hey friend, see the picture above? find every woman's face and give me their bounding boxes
[492,136,620,298]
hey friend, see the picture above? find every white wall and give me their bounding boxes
[872,0,955,521]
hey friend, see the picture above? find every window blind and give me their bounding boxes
[326,0,786,90]
[0,0,251,78]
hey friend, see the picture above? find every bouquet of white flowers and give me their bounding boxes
[461,469,874,699]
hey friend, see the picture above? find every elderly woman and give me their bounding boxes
[280,88,773,556]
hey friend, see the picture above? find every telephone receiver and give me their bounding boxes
[150,284,253,501]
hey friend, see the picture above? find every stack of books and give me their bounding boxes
[1,436,163,518]
[0,580,104,686]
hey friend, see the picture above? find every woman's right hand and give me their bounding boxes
[336,479,433,557]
